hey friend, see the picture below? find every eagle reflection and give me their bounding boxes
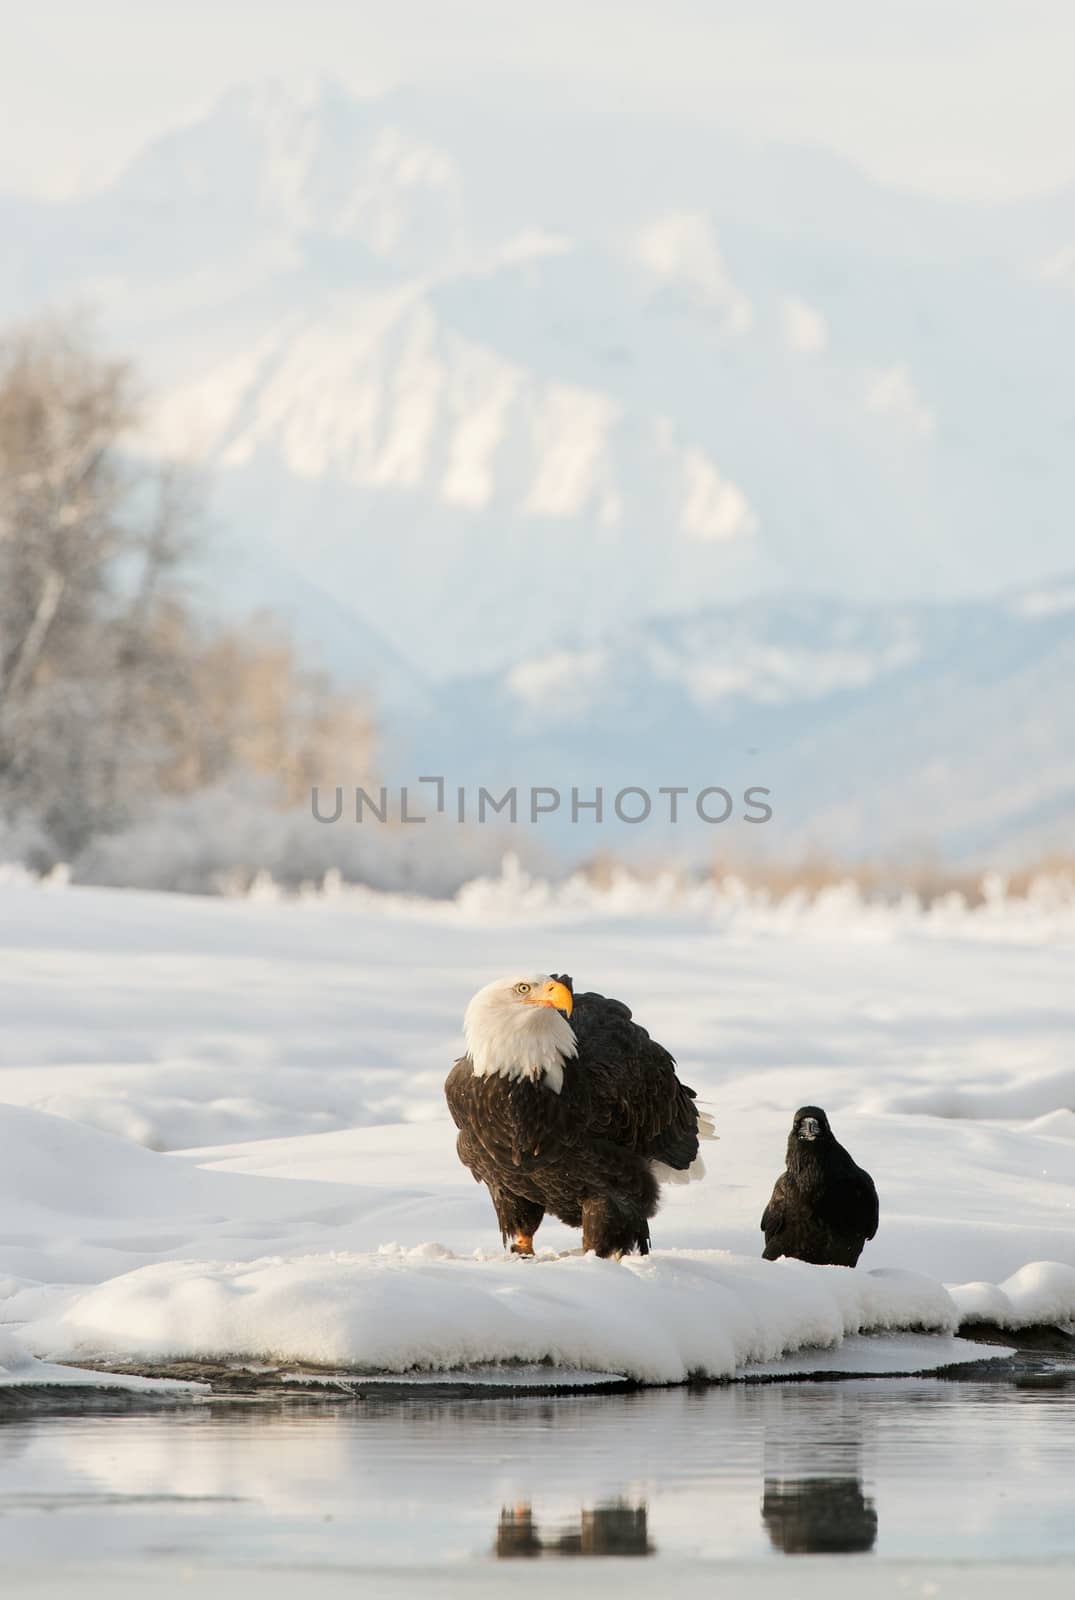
[762,1477,878,1554]
[495,1500,653,1558]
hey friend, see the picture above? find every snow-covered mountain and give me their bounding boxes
[3,77,1073,860]
[3,76,1074,683]
[405,583,1075,864]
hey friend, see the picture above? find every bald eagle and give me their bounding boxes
[445,973,714,1258]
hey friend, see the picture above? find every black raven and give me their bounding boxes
[761,1106,878,1267]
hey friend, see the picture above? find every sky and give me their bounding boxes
[2,0,1074,204]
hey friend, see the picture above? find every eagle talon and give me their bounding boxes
[512,1235,535,1257]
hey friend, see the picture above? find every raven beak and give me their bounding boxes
[799,1118,820,1140]
[530,979,573,1017]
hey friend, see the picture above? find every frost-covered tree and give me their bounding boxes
[0,319,199,857]
[0,319,375,872]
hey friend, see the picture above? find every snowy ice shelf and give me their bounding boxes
[21,1246,1034,1387]
[0,1328,203,1396]
[2,882,1074,1390]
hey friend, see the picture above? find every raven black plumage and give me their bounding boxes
[445,971,711,1258]
[760,1106,878,1267]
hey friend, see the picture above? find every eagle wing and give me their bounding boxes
[445,1054,572,1172]
[447,1057,524,1168]
[557,981,703,1172]
[445,1056,484,1146]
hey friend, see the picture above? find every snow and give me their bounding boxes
[632,212,753,334]
[780,295,828,355]
[521,383,620,520]
[949,1261,1075,1329]
[739,1332,1013,1378]
[11,72,1075,711]
[0,874,1073,1382]
[507,649,609,715]
[152,282,743,549]
[865,363,936,438]
[867,1069,1075,1124]
[0,1327,201,1396]
[678,447,758,542]
[25,1249,966,1386]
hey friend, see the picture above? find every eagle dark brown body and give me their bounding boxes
[445,980,705,1258]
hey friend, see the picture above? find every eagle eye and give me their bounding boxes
[514,982,532,995]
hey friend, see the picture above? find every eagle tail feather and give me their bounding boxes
[651,1154,706,1186]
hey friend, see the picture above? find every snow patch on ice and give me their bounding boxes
[25,1250,961,1386]
[740,1332,1012,1378]
[0,1326,202,1394]
[0,881,1073,1385]
[949,1261,1075,1329]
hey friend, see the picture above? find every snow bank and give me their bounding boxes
[8,851,1075,935]
[26,1248,960,1384]
[448,857,1075,938]
[3,874,1075,1161]
[1024,1109,1075,1139]
[0,879,1072,1384]
[949,1261,1075,1329]
[0,1327,201,1395]
[871,1068,1075,1123]
[73,781,524,899]
[0,1100,1065,1388]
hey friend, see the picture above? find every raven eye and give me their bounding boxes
[515,982,532,994]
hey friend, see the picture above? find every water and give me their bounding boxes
[1,1375,1073,1569]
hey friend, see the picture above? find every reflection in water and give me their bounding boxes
[762,1477,878,1554]
[2,1381,1075,1568]
[760,1387,877,1554]
[495,1501,653,1558]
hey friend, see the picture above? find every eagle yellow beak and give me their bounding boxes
[528,979,573,1017]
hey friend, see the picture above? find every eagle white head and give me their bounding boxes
[464,974,577,1094]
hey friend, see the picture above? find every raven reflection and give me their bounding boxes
[762,1477,878,1554]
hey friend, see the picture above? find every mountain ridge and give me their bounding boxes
[1,77,1072,861]
[2,76,1072,680]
